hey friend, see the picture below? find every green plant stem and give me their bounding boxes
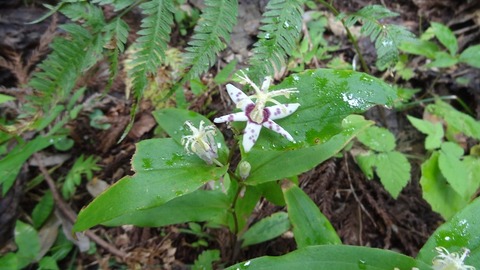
[227,171,244,262]
[316,0,370,73]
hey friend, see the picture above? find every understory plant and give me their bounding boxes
[0,0,479,269]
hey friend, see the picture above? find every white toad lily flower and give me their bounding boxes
[432,247,475,270]
[181,121,222,166]
[214,72,300,152]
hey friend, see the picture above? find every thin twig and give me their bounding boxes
[33,154,127,258]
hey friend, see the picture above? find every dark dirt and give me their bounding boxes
[0,0,479,269]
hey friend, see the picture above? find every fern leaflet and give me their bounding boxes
[182,0,238,80]
[340,5,415,70]
[250,0,304,78]
[126,0,174,99]
[91,0,135,11]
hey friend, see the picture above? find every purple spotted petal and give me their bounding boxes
[243,121,262,152]
[226,84,254,110]
[214,112,248,123]
[262,120,295,142]
[266,103,300,121]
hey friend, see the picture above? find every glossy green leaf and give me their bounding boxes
[407,115,444,150]
[438,142,469,198]
[240,212,291,248]
[459,44,480,68]
[32,191,54,229]
[245,115,372,184]
[427,51,458,68]
[15,221,40,268]
[417,196,480,267]
[430,22,458,55]
[283,183,341,247]
[153,108,229,164]
[73,138,227,231]
[0,135,57,195]
[428,100,480,140]
[103,190,230,227]
[420,152,468,219]
[357,126,396,152]
[375,151,411,198]
[226,245,430,270]
[356,152,376,179]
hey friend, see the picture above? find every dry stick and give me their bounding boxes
[33,154,127,259]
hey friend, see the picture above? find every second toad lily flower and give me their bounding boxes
[214,73,300,152]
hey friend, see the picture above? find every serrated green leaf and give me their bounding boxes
[32,191,54,229]
[438,142,469,198]
[283,183,341,247]
[427,51,458,68]
[459,44,480,68]
[356,152,376,179]
[430,22,458,55]
[226,245,429,270]
[241,212,291,248]
[357,126,396,152]
[153,108,229,164]
[407,115,444,150]
[417,196,480,267]
[73,138,227,232]
[420,152,468,219]
[427,100,480,140]
[375,151,411,198]
[15,221,40,268]
[103,190,230,227]
[193,250,220,270]
[399,39,440,59]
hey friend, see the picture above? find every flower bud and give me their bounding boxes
[238,161,251,180]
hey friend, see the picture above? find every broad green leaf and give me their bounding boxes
[0,253,17,270]
[357,126,396,152]
[193,250,220,270]
[355,152,376,179]
[375,151,411,198]
[240,212,291,248]
[0,94,15,103]
[153,108,229,164]
[417,196,480,267]
[214,59,237,84]
[427,100,480,140]
[15,221,40,268]
[430,22,458,55]
[226,245,430,270]
[38,256,59,270]
[73,138,227,231]
[283,183,341,247]
[463,156,480,196]
[407,115,443,150]
[103,190,229,227]
[257,181,285,206]
[245,115,373,184]
[459,44,480,68]
[49,232,73,261]
[438,142,469,198]
[32,191,54,229]
[0,135,58,195]
[399,39,440,58]
[427,51,458,68]
[420,152,468,219]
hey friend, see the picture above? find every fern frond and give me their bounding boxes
[91,0,135,11]
[249,0,304,78]
[182,0,238,80]
[103,18,129,90]
[27,4,107,126]
[127,0,174,99]
[341,5,415,70]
